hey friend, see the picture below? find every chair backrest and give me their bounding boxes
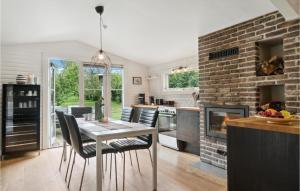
[120,107,134,122]
[71,107,92,118]
[138,109,159,127]
[55,110,71,145]
[137,109,159,145]
[64,114,84,156]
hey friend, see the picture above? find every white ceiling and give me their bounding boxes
[1,0,277,65]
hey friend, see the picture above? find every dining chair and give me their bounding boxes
[120,107,134,122]
[64,114,118,191]
[109,109,159,191]
[55,110,95,182]
[120,107,134,166]
[71,107,92,118]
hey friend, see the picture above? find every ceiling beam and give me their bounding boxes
[270,0,299,20]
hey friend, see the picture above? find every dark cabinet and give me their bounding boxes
[227,126,299,191]
[176,109,200,155]
[1,84,40,158]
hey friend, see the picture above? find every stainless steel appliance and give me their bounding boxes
[157,106,176,132]
[157,106,178,150]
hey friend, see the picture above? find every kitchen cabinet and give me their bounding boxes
[176,107,200,155]
[226,117,299,191]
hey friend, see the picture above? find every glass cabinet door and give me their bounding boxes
[3,85,40,154]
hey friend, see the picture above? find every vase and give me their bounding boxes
[95,101,104,121]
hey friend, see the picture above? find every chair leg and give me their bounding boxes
[105,152,108,171]
[65,148,73,181]
[79,159,87,191]
[134,150,141,173]
[102,155,104,179]
[123,152,126,191]
[114,154,118,191]
[105,140,108,171]
[147,149,153,167]
[128,151,133,166]
[68,152,76,188]
[59,146,65,171]
[110,153,113,180]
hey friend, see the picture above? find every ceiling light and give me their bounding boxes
[90,5,112,68]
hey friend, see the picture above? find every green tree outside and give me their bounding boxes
[53,61,123,119]
[168,70,198,88]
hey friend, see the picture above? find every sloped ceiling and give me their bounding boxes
[1,0,277,65]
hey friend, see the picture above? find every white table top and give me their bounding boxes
[76,118,157,140]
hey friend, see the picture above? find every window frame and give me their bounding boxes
[163,68,199,93]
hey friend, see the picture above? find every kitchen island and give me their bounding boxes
[226,117,299,191]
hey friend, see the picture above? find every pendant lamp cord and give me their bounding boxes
[99,14,103,51]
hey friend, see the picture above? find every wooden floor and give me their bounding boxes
[0,145,227,191]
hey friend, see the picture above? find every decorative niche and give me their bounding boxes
[256,37,284,76]
[258,84,285,105]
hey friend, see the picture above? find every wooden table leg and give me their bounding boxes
[152,131,157,191]
[96,138,103,191]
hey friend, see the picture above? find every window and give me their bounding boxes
[83,65,104,110]
[111,67,123,120]
[52,60,80,107]
[83,65,123,119]
[165,70,199,90]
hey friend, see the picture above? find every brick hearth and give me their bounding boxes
[198,11,300,169]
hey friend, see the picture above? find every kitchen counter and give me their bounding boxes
[226,117,300,135]
[176,107,200,112]
[132,104,158,109]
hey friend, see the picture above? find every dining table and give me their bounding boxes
[74,118,158,191]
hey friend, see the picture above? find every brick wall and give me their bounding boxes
[198,11,300,169]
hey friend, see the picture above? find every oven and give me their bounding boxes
[157,107,176,132]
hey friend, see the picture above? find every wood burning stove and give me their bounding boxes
[204,104,249,141]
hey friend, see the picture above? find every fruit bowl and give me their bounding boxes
[254,115,300,124]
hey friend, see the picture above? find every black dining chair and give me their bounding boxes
[120,107,134,122]
[119,107,135,166]
[64,114,118,191]
[55,110,95,182]
[71,107,92,118]
[109,109,159,191]
[55,110,95,181]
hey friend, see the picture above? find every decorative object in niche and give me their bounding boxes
[208,47,239,60]
[256,37,284,76]
[256,56,284,76]
[133,77,142,85]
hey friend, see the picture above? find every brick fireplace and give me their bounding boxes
[198,11,300,169]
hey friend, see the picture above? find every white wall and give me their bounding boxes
[148,55,198,107]
[0,41,149,149]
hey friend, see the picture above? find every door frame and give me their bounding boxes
[42,56,123,149]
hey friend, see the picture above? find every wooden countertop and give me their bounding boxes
[226,117,300,135]
[176,107,200,112]
[132,104,158,109]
